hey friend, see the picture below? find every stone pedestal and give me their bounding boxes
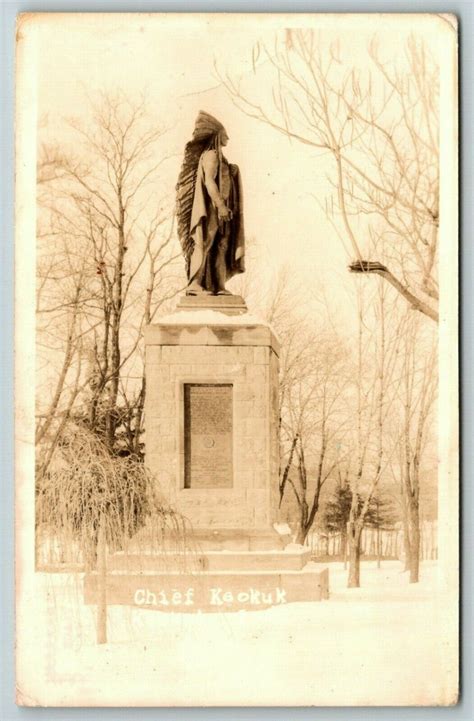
[83,296,330,613]
[144,298,281,547]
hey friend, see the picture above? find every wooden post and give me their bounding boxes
[97,512,107,645]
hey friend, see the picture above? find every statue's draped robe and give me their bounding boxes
[188,149,245,290]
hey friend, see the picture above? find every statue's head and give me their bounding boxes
[192,110,228,146]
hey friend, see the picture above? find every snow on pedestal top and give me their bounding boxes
[156,308,274,330]
[145,308,280,353]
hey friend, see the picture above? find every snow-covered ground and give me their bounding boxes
[16,560,457,706]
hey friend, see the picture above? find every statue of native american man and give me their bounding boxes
[176,111,245,296]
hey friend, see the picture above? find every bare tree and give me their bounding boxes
[35,222,94,474]
[344,280,402,587]
[393,312,437,582]
[219,31,439,322]
[279,325,349,544]
[37,92,182,464]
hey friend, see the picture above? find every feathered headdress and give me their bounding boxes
[191,111,225,141]
[176,112,227,271]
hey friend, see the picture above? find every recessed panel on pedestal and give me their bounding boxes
[184,383,233,489]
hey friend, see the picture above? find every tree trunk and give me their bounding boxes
[96,513,107,644]
[348,538,361,587]
[347,522,362,588]
[370,528,376,556]
[295,496,309,546]
[340,530,347,565]
[402,509,412,571]
[376,526,381,568]
[409,504,421,583]
[295,525,307,545]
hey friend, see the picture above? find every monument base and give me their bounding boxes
[176,293,247,315]
[83,550,329,613]
[123,299,331,613]
[130,525,289,552]
[106,547,312,572]
[182,527,288,551]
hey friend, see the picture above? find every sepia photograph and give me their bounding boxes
[15,11,458,707]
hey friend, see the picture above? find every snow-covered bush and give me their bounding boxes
[36,424,187,569]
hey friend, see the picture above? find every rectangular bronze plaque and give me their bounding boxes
[184,383,233,489]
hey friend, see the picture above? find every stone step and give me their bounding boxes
[83,566,329,612]
[181,528,289,552]
[107,548,311,573]
[129,527,290,552]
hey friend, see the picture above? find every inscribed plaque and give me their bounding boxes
[184,384,233,488]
